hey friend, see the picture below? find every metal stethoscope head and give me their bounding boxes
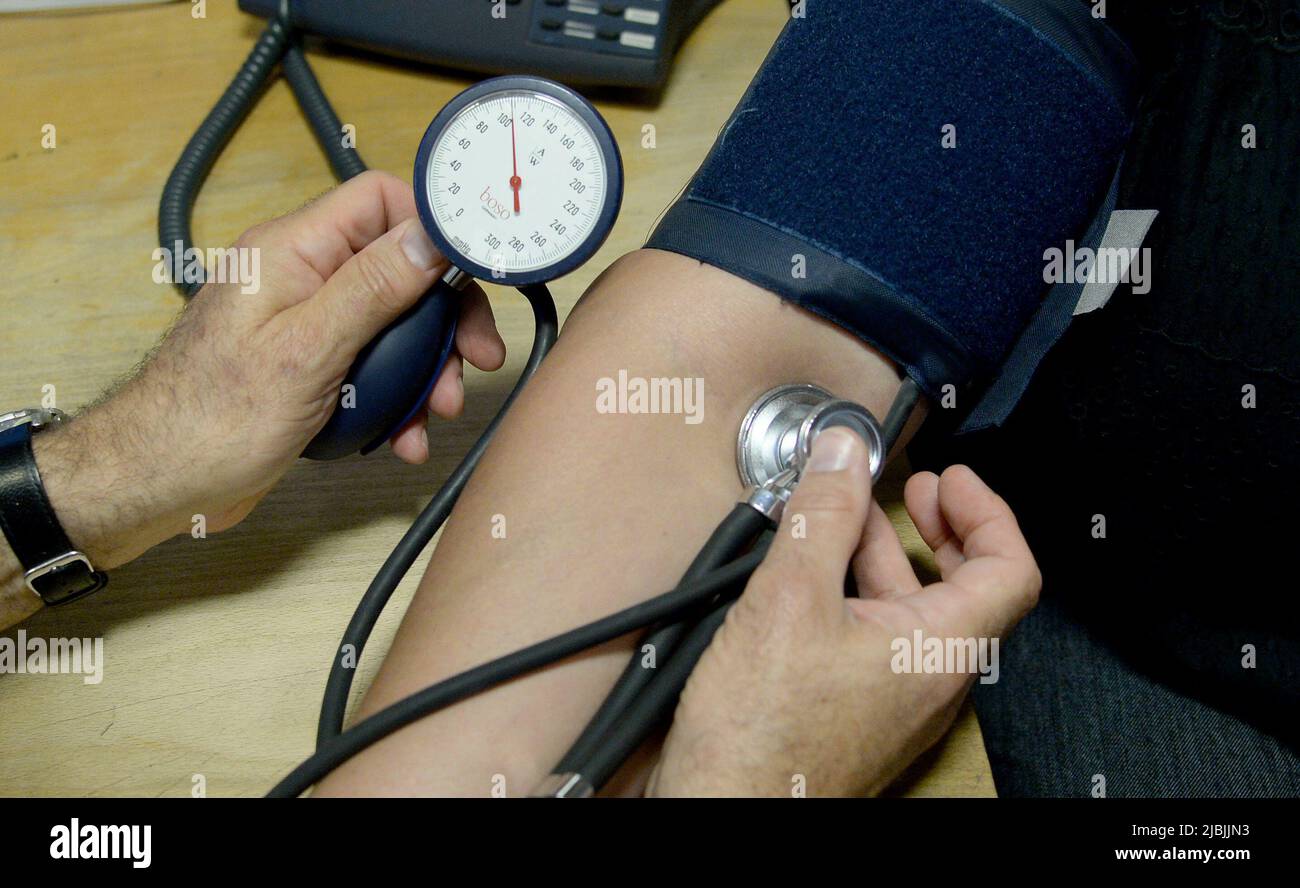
[737,384,886,520]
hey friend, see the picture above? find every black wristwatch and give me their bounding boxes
[0,408,108,606]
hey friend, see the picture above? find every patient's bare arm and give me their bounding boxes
[315,248,911,796]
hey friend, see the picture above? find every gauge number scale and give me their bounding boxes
[425,90,609,277]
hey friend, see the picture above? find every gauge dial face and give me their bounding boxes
[423,88,611,278]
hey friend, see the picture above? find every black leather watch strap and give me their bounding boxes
[0,423,107,606]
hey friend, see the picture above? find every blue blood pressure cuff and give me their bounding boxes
[646,0,1139,432]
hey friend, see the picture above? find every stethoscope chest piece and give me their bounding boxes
[737,384,885,489]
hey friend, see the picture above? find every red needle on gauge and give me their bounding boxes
[509,104,522,214]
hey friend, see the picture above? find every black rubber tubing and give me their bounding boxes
[268,541,772,797]
[575,597,736,792]
[315,284,558,747]
[553,502,772,774]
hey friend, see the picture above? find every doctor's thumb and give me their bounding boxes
[744,428,874,619]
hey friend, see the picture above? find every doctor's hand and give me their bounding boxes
[33,171,505,570]
[650,430,1041,797]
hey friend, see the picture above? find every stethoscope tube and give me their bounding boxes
[549,527,775,796]
[267,542,772,797]
[570,594,739,794]
[551,503,775,778]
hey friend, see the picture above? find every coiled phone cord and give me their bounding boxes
[158,19,367,297]
[281,36,368,182]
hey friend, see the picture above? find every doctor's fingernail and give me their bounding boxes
[400,221,440,271]
[805,428,859,473]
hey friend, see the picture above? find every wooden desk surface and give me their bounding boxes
[0,0,993,797]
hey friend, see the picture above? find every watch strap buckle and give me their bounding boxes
[24,551,108,606]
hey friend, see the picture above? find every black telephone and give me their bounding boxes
[238,0,726,90]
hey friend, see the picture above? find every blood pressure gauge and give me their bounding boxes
[305,76,623,460]
[415,76,623,284]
